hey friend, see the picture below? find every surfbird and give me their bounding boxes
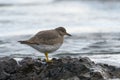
[19,27,71,62]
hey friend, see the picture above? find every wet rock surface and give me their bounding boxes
[0,56,120,80]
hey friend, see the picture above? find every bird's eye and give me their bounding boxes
[61,29,66,32]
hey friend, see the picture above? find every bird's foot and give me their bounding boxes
[46,59,53,63]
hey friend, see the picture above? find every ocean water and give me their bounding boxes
[0,0,120,70]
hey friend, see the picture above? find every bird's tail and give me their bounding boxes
[18,40,38,45]
[18,41,29,44]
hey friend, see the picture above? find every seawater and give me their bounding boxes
[0,0,120,70]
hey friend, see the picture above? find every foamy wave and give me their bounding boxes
[88,54,120,67]
[0,0,54,5]
[1,26,120,37]
[68,26,120,33]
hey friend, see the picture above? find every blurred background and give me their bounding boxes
[0,0,120,67]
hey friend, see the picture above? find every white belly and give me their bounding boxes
[28,43,62,53]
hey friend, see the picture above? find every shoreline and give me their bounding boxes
[0,56,120,80]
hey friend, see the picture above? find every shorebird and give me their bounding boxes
[19,27,71,62]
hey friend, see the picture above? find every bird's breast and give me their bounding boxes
[40,36,64,45]
[29,43,62,53]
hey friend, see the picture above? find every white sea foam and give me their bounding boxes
[87,54,120,67]
[0,0,54,4]
[0,0,120,37]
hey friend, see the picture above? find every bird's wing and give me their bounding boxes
[28,30,61,45]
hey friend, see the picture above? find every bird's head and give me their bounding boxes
[55,27,71,36]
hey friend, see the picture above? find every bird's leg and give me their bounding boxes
[45,52,49,62]
[45,52,52,62]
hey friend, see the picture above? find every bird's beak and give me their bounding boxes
[66,33,72,36]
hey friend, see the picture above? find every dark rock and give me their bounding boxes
[90,72,104,80]
[0,57,17,80]
[98,63,120,79]
[0,71,10,80]
[63,76,80,80]
[0,57,17,73]
[0,56,120,80]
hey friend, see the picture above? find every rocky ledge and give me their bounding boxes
[0,56,120,80]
